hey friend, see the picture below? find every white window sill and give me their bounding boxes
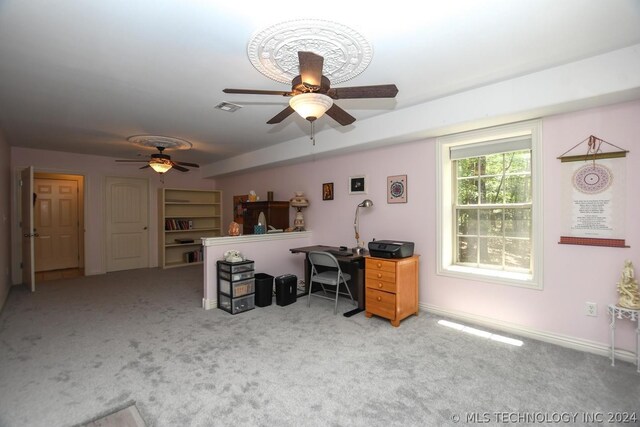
[439,264,541,289]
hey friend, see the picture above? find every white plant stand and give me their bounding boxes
[608,304,640,373]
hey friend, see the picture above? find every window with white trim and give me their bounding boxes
[436,120,542,288]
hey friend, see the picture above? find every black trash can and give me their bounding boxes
[275,274,297,306]
[254,273,274,307]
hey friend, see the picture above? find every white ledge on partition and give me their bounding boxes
[201,231,312,246]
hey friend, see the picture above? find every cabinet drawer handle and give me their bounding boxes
[377,296,382,302]
[378,282,383,288]
[377,262,382,268]
[377,273,382,278]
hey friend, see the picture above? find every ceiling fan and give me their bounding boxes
[116,146,200,174]
[223,51,398,126]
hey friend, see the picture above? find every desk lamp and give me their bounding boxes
[353,199,373,254]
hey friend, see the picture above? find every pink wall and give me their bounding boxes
[0,130,11,310]
[10,147,216,278]
[215,100,640,351]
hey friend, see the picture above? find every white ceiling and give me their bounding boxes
[1,0,639,171]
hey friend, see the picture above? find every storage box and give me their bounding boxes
[219,261,254,273]
[218,278,255,298]
[275,274,297,306]
[219,270,254,282]
[218,294,255,314]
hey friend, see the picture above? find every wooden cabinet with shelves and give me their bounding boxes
[365,255,419,327]
[159,188,222,268]
[241,201,289,235]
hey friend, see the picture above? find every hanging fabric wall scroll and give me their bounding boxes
[558,135,629,248]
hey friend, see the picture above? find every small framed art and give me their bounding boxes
[322,182,334,200]
[349,175,367,194]
[387,175,407,203]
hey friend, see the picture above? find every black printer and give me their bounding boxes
[368,240,415,259]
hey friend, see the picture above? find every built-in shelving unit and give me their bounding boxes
[159,188,222,269]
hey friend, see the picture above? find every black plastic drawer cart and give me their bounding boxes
[217,259,255,314]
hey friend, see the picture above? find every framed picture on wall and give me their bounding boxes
[349,175,367,194]
[322,182,334,200]
[387,175,407,203]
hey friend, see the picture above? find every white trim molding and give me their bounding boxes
[202,298,216,310]
[202,231,312,246]
[435,119,543,289]
[422,303,637,365]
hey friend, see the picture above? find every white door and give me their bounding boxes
[105,177,149,272]
[21,167,35,291]
[34,178,80,271]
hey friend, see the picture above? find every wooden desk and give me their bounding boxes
[290,245,365,313]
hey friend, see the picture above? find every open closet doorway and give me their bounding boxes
[33,173,85,282]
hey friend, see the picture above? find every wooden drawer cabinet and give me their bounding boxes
[365,255,419,327]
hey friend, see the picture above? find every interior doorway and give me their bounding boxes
[105,176,149,272]
[33,173,85,281]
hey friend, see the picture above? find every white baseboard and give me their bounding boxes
[202,298,216,310]
[421,302,638,365]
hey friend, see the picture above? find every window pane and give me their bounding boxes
[504,176,531,203]
[457,209,478,235]
[482,153,504,176]
[479,209,502,236]
[457,178,478,205]
[504,208,531,238]
[505,238,531,271]
[505,150,531,173]
[457,158,478,178]
[450,139,533,274]
[480,176,503,204]
[457,236,477,264]
[478,237,503,266]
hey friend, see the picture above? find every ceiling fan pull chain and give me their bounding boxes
[310,121,316,146]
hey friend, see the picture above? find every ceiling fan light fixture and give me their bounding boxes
[149,159,173,174]
[289,93,333,121]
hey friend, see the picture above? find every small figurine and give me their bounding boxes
[228,221,241,236]
[616,260,640,309]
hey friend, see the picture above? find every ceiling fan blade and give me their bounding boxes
[174,161,200,168]
[139,165,150,169]
[171,164,189,172]
[116,159,148,163]
[327,84,399,99]
[267,106,295,124]
[223,88,292,96]
[298,51,323,88]
[325,104,356,126]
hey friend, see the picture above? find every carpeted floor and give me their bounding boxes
[0,266,638,427]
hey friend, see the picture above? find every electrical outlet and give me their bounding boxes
[585,302,597,317]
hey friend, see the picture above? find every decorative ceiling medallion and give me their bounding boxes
[247,19,373,85]
[127,135,192,150]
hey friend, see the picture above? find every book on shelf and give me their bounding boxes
[183,248,203,263]
[165,219,194,231]
[175,238,194,244]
